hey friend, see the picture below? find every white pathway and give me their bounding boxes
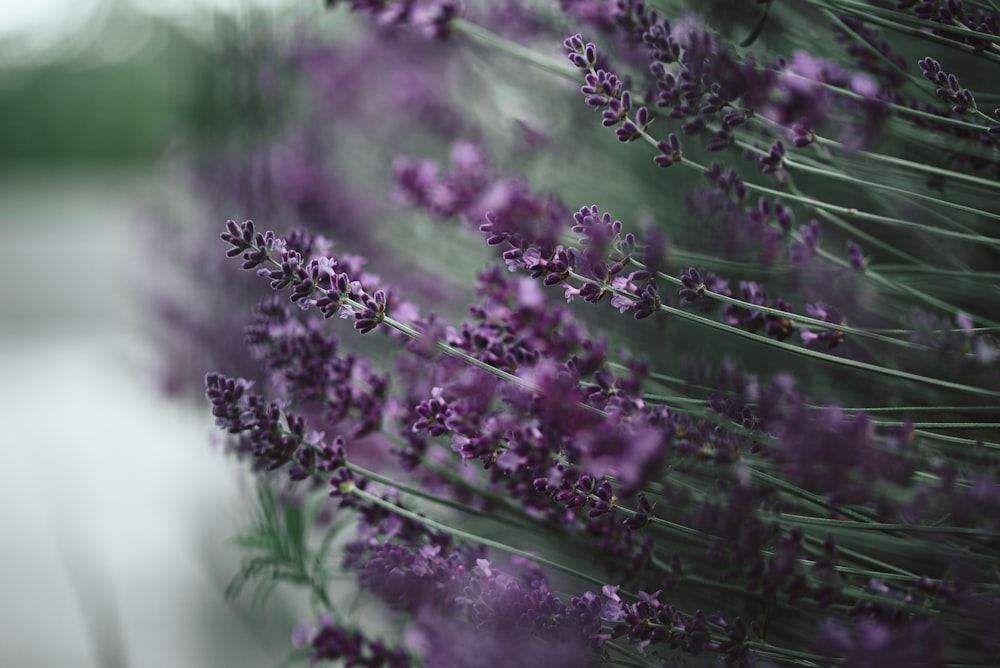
[0,170,300,667]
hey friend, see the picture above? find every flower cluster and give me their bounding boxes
[163,1,1000,666]
[918,57,979,116]
[327,0,461,38]
[294,617,411,667]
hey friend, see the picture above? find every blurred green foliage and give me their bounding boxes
[0,15,243,165]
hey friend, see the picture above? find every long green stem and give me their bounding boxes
[773,513,1000,537]
[868,420,1000,430]
[629,258,931,351]
[799,0,1000,55]
[569,270,1000,399]
[817,404,1000,414]
[825,10,929,99]
[733,171,1000,247]
[811,134,1000,194]
[782,155,1000,223]
[452,18,577,79]
[661,141,1000,327]
[347,483,608,587]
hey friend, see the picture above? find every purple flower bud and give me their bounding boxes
[654,133,682,168]
[758,140,787,177]
[846,240,865,271]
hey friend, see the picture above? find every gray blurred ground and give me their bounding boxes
[0,168,299,667]
[0,1,309,665]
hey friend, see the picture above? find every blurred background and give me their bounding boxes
[0,0,314,665]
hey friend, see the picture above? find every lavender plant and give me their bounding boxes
[187,0,1000,665]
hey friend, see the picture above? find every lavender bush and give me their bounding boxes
[184,0,1000,665]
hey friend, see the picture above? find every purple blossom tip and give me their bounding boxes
[564,33,598,69]
[758,140,787,177]
[846,241,865,271]
[654,133,682,168]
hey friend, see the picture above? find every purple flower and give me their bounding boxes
[900,1,1000,50]
[205,372,348,475]
[678,266,728,307]
[919,56,978,115]
[654,133,683,168]
[757,140,787,180]
[770,51,847,129]
[755,376,914,504]
[721,281,770,332]
[846,240,866,271]
[791,122,815,147]
[302,615,411,666]
[813,618,943,668]
[330,0,462,39]
[835,16,909,88]
[800,301,846,350]
[395,141,567,254]
[790,219,821,265]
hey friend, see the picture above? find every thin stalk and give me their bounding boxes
[730,118,979,269]
[867,420,1000,430]
[876,265,1000,280]
[348,459,529,527]
[782,155,1000,223]
[912,429,1000,450]
[811,134,1000,194]
[630,258,930,351]
[794,70,997,131]
[581,269,1000,398]
[347,483,610,587]
[663,147,1000,327]
[773,513,1000,537]
[825,9,938,106]
[733,171,1000,248]
[800,0,1000,53]
[451,18,578,79]
[826,404,1000,414]
[809,199,940,270]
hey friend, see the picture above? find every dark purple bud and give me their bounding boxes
[792,123,815,147]
[846,241,865,271]
[723,110,745,127]
[774,201,793,231]
[654,133,682,168]
[758,140,787,176]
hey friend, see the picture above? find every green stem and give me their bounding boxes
[750,469,880,525]
[347,460,529,526]
[660,145,1000,327]
[569,270,1000,399]
[730,169,1000,248]
[629,259,929,351]
[792,69,997,131]
[877,265,1000,280]
[347,483,608,587]
[811,134,1000,194]
[868,420,1000,430]
[801,0,1000,56]
[825,9,939,105]
[818,404,1000,414]
[773,513,1000,537]
[603,642,660,668]
[782,155,1000,224]
[731,114,983,270]
[451,18,577,79]
[912,429,1000,450]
